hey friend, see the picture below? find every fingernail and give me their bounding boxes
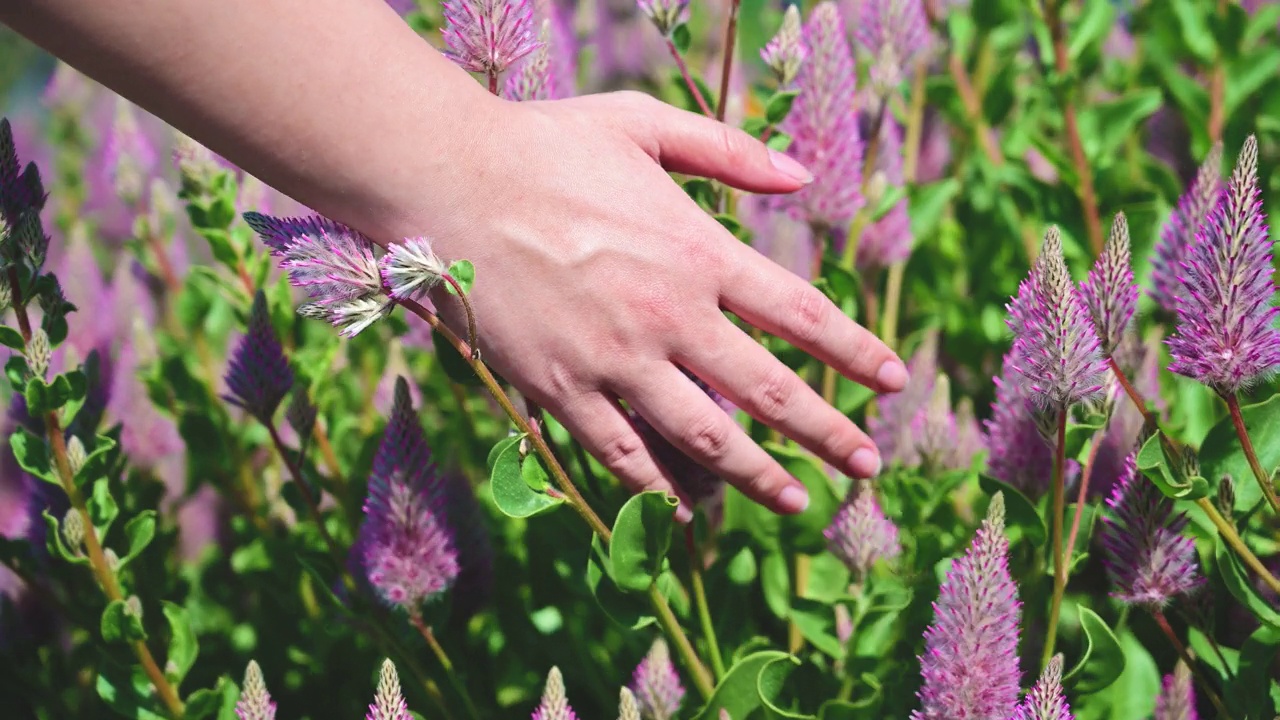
[768,149,813,184]
[777,484,810,514]
[675,503,694,524]
[876,359,909,391]
[848,447,881,478]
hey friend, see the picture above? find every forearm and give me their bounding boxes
[0,0,494,239]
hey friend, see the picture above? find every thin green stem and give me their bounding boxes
[1153,610,1230,720]
[665,39,713,117]
[685,526,726,680]
[1225,393,1279,514]
[714,0,740,122]
[1042,409,1068,668]
[265,421,352,587]
[880,64,929,352]
[410,612,483,720]
[649,583,716,699]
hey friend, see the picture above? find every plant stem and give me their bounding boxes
[788,554,811,654]
[1043,0,1103,256]
[649,583,716,699]
[313,421,343,479]
[409,612,483,720]
[265,421,352,588]
[1225,393,1280,514]
[1152,610,1231,720]
[1042,408,1068,668]
[880,64,929,352]
[685,527,726,680]
[714,0,740,122]
[487,71,498,96]
[1108,356,1148,420]
[665,39,714,117]
[441,273,479,358]
[946,53,1003,166]
[1064,432,1102,564]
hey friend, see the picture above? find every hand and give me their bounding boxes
[417,91,908,520]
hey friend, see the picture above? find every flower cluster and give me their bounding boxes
[824,480,901,581]
[629,638,685,720]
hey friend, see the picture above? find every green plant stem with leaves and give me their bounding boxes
[685,526,726,680]
[409,611,483,720]
[881,62,930,351]
[1042,409,1069,668]
[1152,609,1230,719]
[666,39,713,117]
[1225,393,1280,514]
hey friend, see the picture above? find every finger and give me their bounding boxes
[617,365,810,515]
[616,92,813,194]
[681,322,883,479]
[551,391,696,522]
[720,242,908,393]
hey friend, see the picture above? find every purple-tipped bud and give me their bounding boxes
[984,351,1054,498]
[380,237,448,300]
[235,660,277,720]
[1167,136,1280,395]
[224,291,294,423]
[1080,213,1137,356]
[910,374,961,471]
[357,378,459,609]
[824,480,901,580]
[630,638,684,720]
[857,115,913,271]
[1154,661,1197,720]
[533,667,579,720]
[1008,226,1109,414]
[854,0,932,93]
[760,6,807,86]
[506,20,555,100]
[780,2,864,231]
[1100,454,1202,608]
[636,0,689,36]
[1150,145,1223,317]
[104,99,157,206]
[1013,655,1073,720]
[913,494,1021,720]
[367,659,413,720]
[442,0,542,76]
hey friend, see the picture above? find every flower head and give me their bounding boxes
[1100,453,1202,608]
[506,21,555,100]
[984,351,1054,498]
[636,0,689,36]
[0,118,47,236]
[442,0,541,76]
[235,660,277,720]
[533,667,578,720]
[618,687,641,720]
[854,0,932,93]
[380,237,448,300]
[1008,226,1109,413]
[824,480,901,580]
[1167,135,1280,394]
[1151,145,1223,317]
[913,493,1021,720]
[1080,213,1138,356]
[224,291,294,423]
[760,5,807,86]
[1013,654,1073,720]
[779,2,864,230]
[869,333,937,465]
[630,638,685,720]
[910,374,962,471]
[367,659,413,720]
[103,99,157,206]
[1154,661,1197,720]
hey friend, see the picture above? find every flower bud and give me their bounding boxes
[0,281,11,313]
[1217,475,1235,520]
[760,5,807,86]
[62,509,85,554]
[66,436,87,476]
[124,595,143,621]
[637,0,689,36]
[104,548,121,573]
[25,327,50,378]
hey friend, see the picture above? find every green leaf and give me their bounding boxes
[1075,631,1159,720]
[430,329,484,387]
[682,179,718,210]
[1225,46,1280,120]
[766,131,793,152]
[1136,433,1210,501]
[163,602,199,683]
[183,678,237,720]
[88,478,118,534]
[742,117,769,139]
[119,511,157,567]
[96,670,169,720]
[42,510,89,565]
[1171,0,1218,63]
[1065,607,1126,693]
[488,434,563,518]
[585,534,656,629]
[978,475,1046,545]
[520,454,551,492]
[788,597,843,658]
[10,428,55,485]
[445,260,475,295]
[609,491,677,593]
[5,355,29,392]
[768,443,840,554]
[1068,0,1116,60]
[758,655,815,719]
[1200,393,1280,511]
[101,599,147,643]
[23,377,49,416]
[672,23,692,53]
[692,650,792,720]
[1217,538,1280,629]
[1235,625,1280,720]
[0,326,24,350]
[714,213,747,240]
[765,90,800,125]
[1077,89,1163,164]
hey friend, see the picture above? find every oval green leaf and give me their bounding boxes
[692,650,791,720]
[1065,607,1126,694]
[609,491,678,593]
[488,434,564,518]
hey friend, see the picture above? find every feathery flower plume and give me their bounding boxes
[780,2,864,231]
[760,5,807,86]
[631,374,735,503]
[911,374,959,471]
[1013,654,1072,720]
[857,114,913,271]
[636,0,689,36]
[1100,454,1202,608]
[0,118,46,232]
[286,385,318,441]
[953,398,986,468]
[854,0,932,93]
[506,21,555,100]
[103,99,157,206]
[367,659,413,720]
[1008,226,1108,415]
[357,378,459,609]
[244,212,393,338]
[1150,145,1223,317]
[1080,213,1137,356]
[618,687,641,720]
[532,667,578,720]
[380,237,448,300]
[442,0,541,76]
[235,660,277,720]
[824,480,901,580]
[224,291,294,423]
[537,0,577,97]
[1154,661,1197,720]
[868,334,937,465]
[913,493,1021,720]
[629,638,685,720]
[1167,136,1280,394]
[172,131,223,194]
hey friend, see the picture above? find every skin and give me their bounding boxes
[2,0,907,520]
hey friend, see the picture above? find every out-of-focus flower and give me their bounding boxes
[915,109,952,183]
[853,0,932,94]
[856,115,912,271]
[630,374,736,504]
[618,687,641,720]
[532,667,578,720]
[1151,145,1224,318]
[235,660,277,720]
[1012,654,1072,720]
[506,21,556,100]
[1100,454,1202,608]
[367,659,413,720]
[868,333,937,465]
[442,0,542,77]
[824,480,901,580]
[913,494,1021,720]
[630,638,684,720]
[1154,661,1197,720]
[224,291,294,423]
[1168,136,1280,395]
[760,5,807,86]
[1080,213,1137,356]
[0,118,46,233]
[103,98,158,206]
[737,193,816,278]
[636,0,689,36]
[910,374,960,471]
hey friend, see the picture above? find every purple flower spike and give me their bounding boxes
[367,659,413,720]
[1013,654,1073,720]
[0,118,46,232]
[1008,226,1109,414]
[857,115,913,271]
[1154,661,1197,720]
[357,378,459,610]
[911,374,961,471]
[224,291,294,423]
[869,333,937,465]
[824,480,901,580]
[854,0,932,93]
[984,351,1055,498]
[103,99,158,206]
[1150,145,1223,317]
[1100,454,1202,608]
[630,638,685,720]
[1168,135,1280,395]
[780,2,864,231]
[1080,213,1138,356]
[760,5,807,86]
[636,0,689,36]
[532,667,579,720]
[442,0,542,77]
[913,493,1021,720]
[235,661,277,720]
[506,20,555,100]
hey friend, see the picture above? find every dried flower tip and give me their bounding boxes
[172,131,221,193]
[26,327,50,379]
[441,0,542,76]
[1013,654,1072,720]
[104,548,121,572]
[124,595,143,620]
[533,666,578,720]
[636,0,689,36]
[630,637,685,720]
[1151,144,1223,317]
[824,480,901,580]
[236,660,277,720]
[618,687,641,720]
[66,436,87,476]
[1080,212,1137,356]
[62,508,85,553]
[760,5,807,86]
[366,659,412,720]
[224,291,295,422]
[1154,661,1196,720]
[380,238,448,300]
[286,386,319,440]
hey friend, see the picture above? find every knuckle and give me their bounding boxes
[714,125,755,166]
[682,412,733,461]
[788,285,833,345]
[598,431,649,475]
[752,366,796,423]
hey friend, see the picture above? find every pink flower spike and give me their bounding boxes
[442,0,542,77]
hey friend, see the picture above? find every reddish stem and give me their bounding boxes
[1226,393,1280,514]
[1153,610,1231,720]
[714,0,740,122]
[1064,431,1103,565]
[666,39,714,117]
